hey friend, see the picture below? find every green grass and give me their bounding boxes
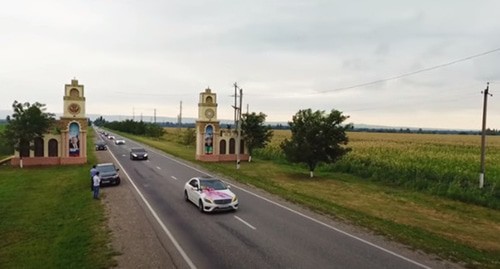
[109,127,500,269]
[0,128,116,269]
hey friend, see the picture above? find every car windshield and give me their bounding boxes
[131,148,146,153]
[200,179,227,190]
[96,165,116,173]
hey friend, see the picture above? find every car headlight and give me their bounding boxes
[232,196,238,202]
[113,174,119,178]
[203,198,212,204]
[144,154,148,157]
[132,153,137,157]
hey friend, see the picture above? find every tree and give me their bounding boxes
[145,123,165,138]
[93,116,106,126]
[180,128,196,146]
[241,112,273,162]
[280,109,351,178]
[2,101,55,167]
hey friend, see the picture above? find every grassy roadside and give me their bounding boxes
[110,128,500,269]
[0,128,116,269]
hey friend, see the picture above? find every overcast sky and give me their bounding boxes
[1,0,499,130]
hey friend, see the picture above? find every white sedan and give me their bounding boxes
[114,139,125,145]
[184,177,238,213]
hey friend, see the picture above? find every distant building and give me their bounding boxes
[11,79,88,166]
[196,88,248,162]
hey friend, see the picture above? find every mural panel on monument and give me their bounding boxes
[205,125,213,154]
[68,122,80,157]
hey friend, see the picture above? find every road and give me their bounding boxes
[97,130,457,269]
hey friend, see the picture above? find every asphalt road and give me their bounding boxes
[96,130,459,269]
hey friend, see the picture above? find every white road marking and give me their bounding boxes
[171,176,178,180]
[106,149,197,269]
[122,154,126,157]
[234,216,256,230]
[156,166,161,170]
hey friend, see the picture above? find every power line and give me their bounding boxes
[318,47,500,93]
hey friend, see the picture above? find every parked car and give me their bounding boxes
[130,148,148,160]
[95,141,107,151]
[184,177,238,213]
[115,139,125,145]
[95,163,121,185]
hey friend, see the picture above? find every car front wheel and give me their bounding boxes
[184,191,189,202]
[198,200,204,213]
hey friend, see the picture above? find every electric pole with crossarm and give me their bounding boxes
[479,82,492,188]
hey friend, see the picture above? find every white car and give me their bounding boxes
[115,139,125,145]
[184,177,238,213]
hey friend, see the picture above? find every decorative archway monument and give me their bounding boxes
[11,79,88,166]
[195,88,249,162]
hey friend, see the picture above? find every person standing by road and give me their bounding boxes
[93,171,101,199]
[90,165,97,191]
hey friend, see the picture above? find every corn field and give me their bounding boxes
[255,130,500,208]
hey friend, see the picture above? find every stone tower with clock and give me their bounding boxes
[60,78,87,164]
[195,87,248,162]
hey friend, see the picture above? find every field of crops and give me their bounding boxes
[256,130,500,208]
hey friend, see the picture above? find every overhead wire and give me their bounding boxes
[317,47,500,93]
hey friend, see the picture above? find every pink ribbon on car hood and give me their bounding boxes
[202,188,232,200]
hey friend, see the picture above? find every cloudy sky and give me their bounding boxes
[1,0,499,130]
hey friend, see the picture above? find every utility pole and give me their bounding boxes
[232,82,243,169]
[233,82,238,123]
[237,88,243,169]
[178,100,183,130]
[479,82,492,189]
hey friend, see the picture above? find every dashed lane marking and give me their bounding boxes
[234,216,256,230]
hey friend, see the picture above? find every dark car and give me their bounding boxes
[130,148,148,160]
[95,163,121,185]
[95,141,107,151]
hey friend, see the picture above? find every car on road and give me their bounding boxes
[184,177,238,213]
[95,141,107,151]
[130,148,148,160]
[115,138,126,145]
[108,135,115,140]
[95,163,121,185]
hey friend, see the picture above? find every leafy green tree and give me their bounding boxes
[180,128,196,146]
[2,101,55,167]
[145,123,166,138]
[93,116,106,126]
[241,112,273,162]
[280,109,351,178]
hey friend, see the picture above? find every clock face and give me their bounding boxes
[68,103,81,115]
[204,108,215,119]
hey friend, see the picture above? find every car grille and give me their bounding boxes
[214,199,232,205]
